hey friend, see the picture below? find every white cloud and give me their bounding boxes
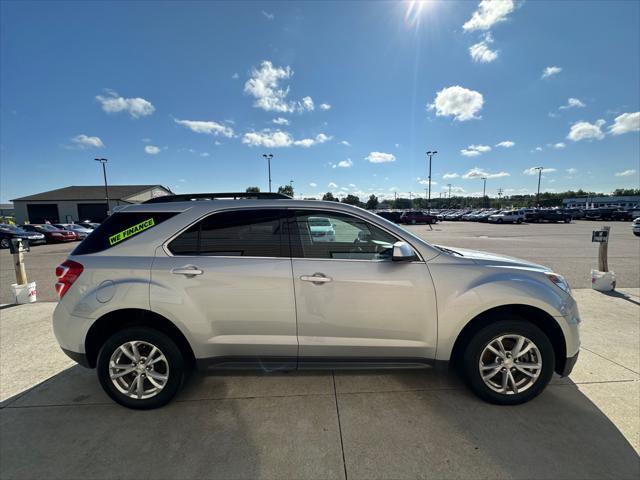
[463,0,514,31]
[463,167,510,179]
[552,142,566,149]
[534,146,543,151]
[461,144,491,157]
[293,133,332,147]
[272,117,290,126]
[244,61,315,113]
[443,172,460,179]
[71,134,104,148]
[428,85,484,121]
[337,158,353,168]
[523,167,557,175]
[567,119,605,141]
[144,145,161,155]
[365,152,396,163]
[542,66,562,79]
[231,73,239,79]
[559,98,585,110]
[469,33,498,63]
[319,103,331,110]
[262,10,274,20]
[174,118,234,138]
[200,152,210,157]
[566,168,577,174]
[608,112,640,135]
[96,90,155,118]
[309,182,317,187]
[242,130,330,148]
[495,140,515,148]
[328,182,338,188]
[615,169,637,177]
[340,140,351,146]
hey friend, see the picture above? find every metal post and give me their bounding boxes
[95,158,110,215]
[12,241,27,285]
[598,226,610,271]
[535,166,543,207]
[481,177,487,208]
[426,151,437,213]
[263,154,273,192]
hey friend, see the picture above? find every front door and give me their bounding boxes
[288,209,437,364]
[151,208,297,368]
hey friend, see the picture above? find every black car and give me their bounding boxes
[611,210,633,221]
[526,210,572,223]
[584,208,615,220]
[374,210,403,223]
[0,224,46,249]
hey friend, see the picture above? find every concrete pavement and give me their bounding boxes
[0,288,638,479]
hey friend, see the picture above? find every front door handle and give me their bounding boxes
[300,273,332,284]
[171,266,204,277]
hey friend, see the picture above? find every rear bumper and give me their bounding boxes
[61,348,91,368]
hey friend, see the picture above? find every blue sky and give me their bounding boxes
[1,0,639,203]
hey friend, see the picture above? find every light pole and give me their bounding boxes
[426,151,437,213]
[534,166,544,207]
[262,154,273,192]
[447,183,452,204]
[497,187,503,208]
[481,176,487,208]
[94,158,110,215]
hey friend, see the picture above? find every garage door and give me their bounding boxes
[77,203,108,222]
[26,204,59,224]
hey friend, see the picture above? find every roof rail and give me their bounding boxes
[142,192,291,204]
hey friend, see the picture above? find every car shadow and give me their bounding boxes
[1,365,638,480]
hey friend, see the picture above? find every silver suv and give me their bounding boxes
[53,193,580,409]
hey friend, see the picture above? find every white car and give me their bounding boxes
[488,210,525,224]
[307,216,336,242]
[633,217,640,237]
[52,193,580,409]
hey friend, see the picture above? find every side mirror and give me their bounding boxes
[392,241,416,262]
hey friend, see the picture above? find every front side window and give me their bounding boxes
[290,210,398,260]
[168,209,285,257]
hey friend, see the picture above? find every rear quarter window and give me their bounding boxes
[72,211,178,255]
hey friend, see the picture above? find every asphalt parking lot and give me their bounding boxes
[1,220,638,304]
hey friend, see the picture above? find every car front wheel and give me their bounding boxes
[97,327,186,409]
[462,319,555,405]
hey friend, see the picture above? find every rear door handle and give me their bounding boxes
[300,273,332,284]
[171,266,204,277]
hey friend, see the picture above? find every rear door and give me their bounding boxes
[151,208,297,368]
[288,209,437,364]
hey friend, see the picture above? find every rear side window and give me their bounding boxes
[72,212,178,255]
[167,209,285,257]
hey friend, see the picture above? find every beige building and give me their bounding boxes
[11,185,172,224]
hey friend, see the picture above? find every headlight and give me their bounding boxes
[546,272,571,294]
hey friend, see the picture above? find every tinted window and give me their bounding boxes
[168,209,285,257]
[72,211,178,255]
[290,210,398,260]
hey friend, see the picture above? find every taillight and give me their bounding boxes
[55,260,84,298]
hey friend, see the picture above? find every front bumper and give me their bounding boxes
[560,351,579,377]
[61,348,91,368]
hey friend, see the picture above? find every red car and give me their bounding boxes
[400,210,437,225]
[21,224,77,243]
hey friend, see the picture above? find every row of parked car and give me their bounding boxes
[0,222,99,249]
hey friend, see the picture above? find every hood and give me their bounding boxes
[434,245,549,271]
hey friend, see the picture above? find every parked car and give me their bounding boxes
[525,210,572,223]
[584,208,615,221]
[488,210,524,224]
[52,194,580,409]
[564,208,585,220]
[307,216,336,242]
[611,210,633,221]
[54,223,94,240]
[476,210,500,223]
[0,224,46,248]
[374,210,403,223]
[21,224,77,243]
[400,210,436,224]
[633,217,640,237]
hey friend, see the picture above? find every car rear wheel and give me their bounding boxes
[516,218,523,224]
[97,327,186,409]
[0,238,10,249]
[462,319,555,405]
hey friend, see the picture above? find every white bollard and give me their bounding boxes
[11,281,37,304]
[591,270,616,292]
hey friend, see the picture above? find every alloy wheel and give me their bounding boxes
[479,334,542,395]
[108,340,169,400]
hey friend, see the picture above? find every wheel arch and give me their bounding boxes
[450,304,567,375]
[84,308,195,368]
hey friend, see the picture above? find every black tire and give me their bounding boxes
[461,319,555,405]
[497,218,503,224]
[0,237,10,249]
[516,218,523,224]
[97,327,186,409]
